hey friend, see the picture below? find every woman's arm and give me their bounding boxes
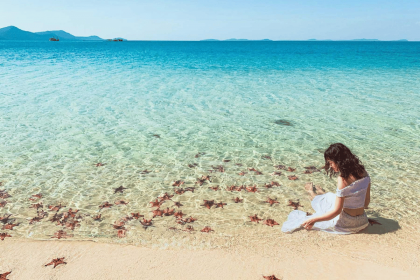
[302,176,346,230]
[302,196,344,229]
[364,183,371,209]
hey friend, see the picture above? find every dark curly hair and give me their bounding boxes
[324,143,366,180]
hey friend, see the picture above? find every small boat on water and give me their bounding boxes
[49,37,59,41]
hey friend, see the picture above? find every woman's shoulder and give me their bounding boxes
[337,171,369,190]
[337,176,347,190]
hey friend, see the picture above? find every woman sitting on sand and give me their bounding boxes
[282,143,370,234]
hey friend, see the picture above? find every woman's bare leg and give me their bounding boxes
[314,185,326,195]
[304,182,317,201]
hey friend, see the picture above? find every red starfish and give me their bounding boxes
[65,220,80,231]
[263,275,281,280]
[99,202,113,210]
[168,227,179,231]
[185,187,195,193]
[305,166,321,172]
[37,210,48,218]
[177,216,197,225]
[141,169,152,174]
[114,186,127,194]
[173,201,183,208]
[235,163,243,166]
[140,218,153,229]
[185,217,197,223]
[215,202,227,208]
[67,208,79,218]
[265,197,279,206]
[263,219,279,227]
[195,152,205,158]
[287,167,296,172]
[29,216,42,224]
[0,190,11,199]
[51,230,72,239]
[174,188,186,195]
[287,200,303,210]
[262,155,272,160]
[246,186,258,193]
[211,165,225,172]
[249,215,262,223]
[149,199,163,208]
[303,170,314,174]
[223,159,231,162]
[201,200,214,209]
[238,171,247,176]
[151,209,163,218]
[196,175,211,186]
[48,203,65,212]
[201,226,214,233]
[0,214,12,224]
[115,200,129,205]
[49,213,63,223]
[30,202,43,210]
[209,186,220,191]
[271,181,280,186]
[288,175,298,180]
[131,213,143,220]
[95,162,106,167]
[172,180,185,187]
[93,214,102,221]
[2,223,19,230]
[0,233,12,241]
[226,185,237,191]
[233,197,243,203]
[271,171,282,176]
[29,193,43,200]
[183,225,195,232]
[188,163,198,168]
[117,229,127,238]
[163,208,175,216]
[158,192,174,202]
[0,271,12,280]
[45,257,67,268]
[0,201,7,207]
[368,218,382,226]
[174,211,184,219]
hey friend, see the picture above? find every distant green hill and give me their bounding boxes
[0,26,103,41]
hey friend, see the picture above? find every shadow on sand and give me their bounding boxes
[359,216,400,235]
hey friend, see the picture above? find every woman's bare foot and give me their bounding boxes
[314,185,326,194]
[304,182,317,201]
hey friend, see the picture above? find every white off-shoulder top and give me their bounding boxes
[336,176,370,209]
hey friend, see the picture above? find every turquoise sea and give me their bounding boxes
[0,41,419,245]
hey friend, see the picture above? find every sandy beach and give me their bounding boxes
[1,219,419,280]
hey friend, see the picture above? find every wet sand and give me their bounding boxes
[1,220,419,280]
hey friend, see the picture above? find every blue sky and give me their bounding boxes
[1,0,419,40]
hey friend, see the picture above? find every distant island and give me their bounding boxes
[0,26,107,41]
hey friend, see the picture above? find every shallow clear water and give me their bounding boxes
[0,41,419,245]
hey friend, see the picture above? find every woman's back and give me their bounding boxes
[338,171,370,216]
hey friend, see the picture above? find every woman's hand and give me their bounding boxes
[301,217,317,230]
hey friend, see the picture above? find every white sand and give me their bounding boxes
[1,221,419,280]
